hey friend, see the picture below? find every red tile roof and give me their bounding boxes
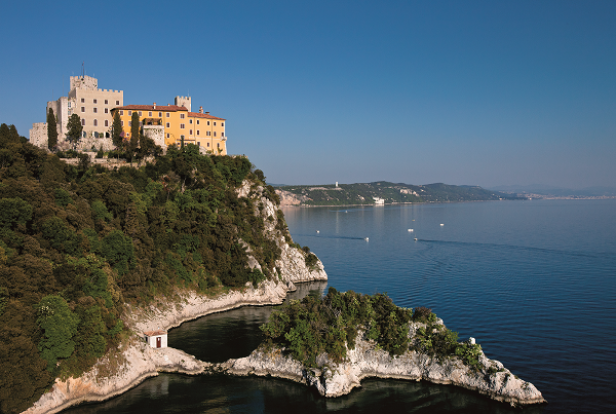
[112,105,188,111]
[189,112,225,120]
[144,330,167,336]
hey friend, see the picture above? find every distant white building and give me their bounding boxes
[373,197,385,205]
[144,330,168,349]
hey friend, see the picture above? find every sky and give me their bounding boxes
[1,0,614,189]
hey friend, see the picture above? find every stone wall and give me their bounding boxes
[29,122,48,148]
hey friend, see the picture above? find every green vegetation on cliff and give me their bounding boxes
[278,181,521,205]
[260,288,482,369]
[0,123,291,413]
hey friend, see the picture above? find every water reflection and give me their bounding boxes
[167,281,328,362]
[66,374,544,414]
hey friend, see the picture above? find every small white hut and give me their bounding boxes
[144,330,168,349]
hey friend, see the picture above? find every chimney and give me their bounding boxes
[199,106,203,114]
[153,102,156,109]
[206,111,210,115]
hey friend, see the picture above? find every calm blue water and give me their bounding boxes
[65,199,616,414]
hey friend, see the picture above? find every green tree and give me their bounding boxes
[66,114,83,149]
[112,111,123,148]
[36,295,80,371]
[0,198,33,229]
[47,108,58,150]
[100,230,135,277]
[130,112,140,153]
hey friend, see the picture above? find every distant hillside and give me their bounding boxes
[276,182,520,206]
[489,185,616,198]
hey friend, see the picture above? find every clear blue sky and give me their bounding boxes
[1,0,614,188]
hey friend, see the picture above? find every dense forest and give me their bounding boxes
[0,124,287,413]
[260,288,483,370]
[277,181,521,205]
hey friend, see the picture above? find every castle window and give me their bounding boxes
[207,142,210,147]
[166,123,170,128]
[158,112,162,117]
[190,130,193,135]
[116,100,120,105]
[93,108,98,113]
[94,119,98,127]
[68,102,71,108]
[128,121,132,127]
[189,119,193,124]
[214,122,216,126]
[180,124,185,129]
[149,112,152,117]
[120,110,124,115]
[197,130,200,135]
[104,108,109,114]
[81,119,85,126]
[197,142,200,147]
[81,98,85,103]
[128,111,132,115]
[197,120,200,125]
[213,132,217,137]
[180,114,185,119]
[105,120,109,127]
[221,122,224,127]
[121,121,124,126]
[139,111,142,116]
[207,121,210,125]
[167,133,170,138]
[166,113,170,117]
[222,132,224,137]
[105,99,108,105]
[81,107,85,113]
[93,99,98,104]
[217,143,220,148]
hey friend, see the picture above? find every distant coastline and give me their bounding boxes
[275,181,523,207]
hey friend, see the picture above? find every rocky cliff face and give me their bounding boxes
[23,179,327,414]
[223,323,546,407]
[275,189,307,206]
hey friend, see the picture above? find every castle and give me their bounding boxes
[30,76,123,151]
[29,75,227,155]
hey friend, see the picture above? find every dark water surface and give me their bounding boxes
[65,199,616,414]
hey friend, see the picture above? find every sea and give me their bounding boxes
[65,199,616,414]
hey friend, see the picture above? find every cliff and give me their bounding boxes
[22,180,327,414]
[223,322,546,407]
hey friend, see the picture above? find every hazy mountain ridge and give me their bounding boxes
[275,182,521,206]
[489,185,616,198]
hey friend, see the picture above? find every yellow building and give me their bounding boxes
[110,96,227,154]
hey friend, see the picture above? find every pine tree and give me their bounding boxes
[112,111,123,148]
[47,108,58,150]
[129,112,140,162]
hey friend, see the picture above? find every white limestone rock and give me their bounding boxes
[223,325,546,407]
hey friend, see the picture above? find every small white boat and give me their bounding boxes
[364,237,369,241]
[414,238,418,241]
[408,229,414,232]
[440,224,444,226]
[316,230,320,233]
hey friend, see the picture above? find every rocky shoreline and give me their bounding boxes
[23,273,327,414]
[22,180,328,414]
[222,322,546,407]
